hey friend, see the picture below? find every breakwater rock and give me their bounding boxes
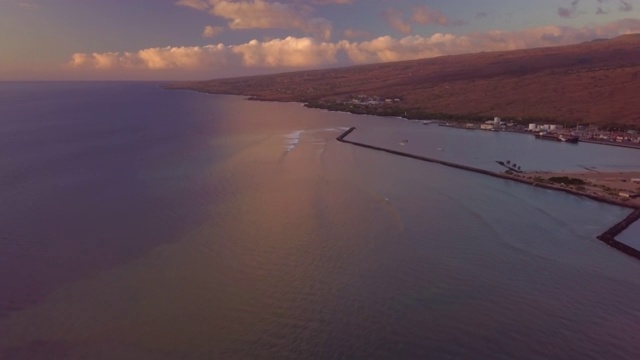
[597,210,640,259]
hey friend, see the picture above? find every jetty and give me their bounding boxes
[337,127,640,261]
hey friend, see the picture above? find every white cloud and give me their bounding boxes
[68,37,338,71]
[232,37,339,67]
[213,0,332,40]
[343,18,640,64]
[69,44,231,71]
[177,0,333,40]
[67,18,640,76]
[203,25,224,38]
[411,4,461,26]
[383,4,462,35]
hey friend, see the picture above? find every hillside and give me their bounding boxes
[170,34,640,127]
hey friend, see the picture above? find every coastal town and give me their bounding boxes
[441,118,640,148]
[325,94,640,206]
[322,94,640,148]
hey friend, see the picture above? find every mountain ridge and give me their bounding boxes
[170,34,640,127]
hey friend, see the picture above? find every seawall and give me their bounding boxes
[337,127,640,261]
[580,139,640,150]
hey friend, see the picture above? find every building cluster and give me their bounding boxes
[458,117,516,131]
[579,128,640,144]
[527,123,640,144]
[348,95,401,106]
[527,123,564,132]
[479,117,504,130]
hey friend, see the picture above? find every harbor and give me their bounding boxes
[337,127,640,260]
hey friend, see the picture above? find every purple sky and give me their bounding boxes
[1,0,638,80]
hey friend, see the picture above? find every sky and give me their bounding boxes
[1,0,639,80]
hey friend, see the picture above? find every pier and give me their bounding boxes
[337,127,640,261]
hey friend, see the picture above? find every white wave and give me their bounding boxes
[284,127,350,152]
[284,130,304,152]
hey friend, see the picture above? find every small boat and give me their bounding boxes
[534,132,579,143]
[558,134,580,143]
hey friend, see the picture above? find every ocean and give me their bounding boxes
[1,82,640,359]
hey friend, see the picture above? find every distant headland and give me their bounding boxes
[167,34,640,130]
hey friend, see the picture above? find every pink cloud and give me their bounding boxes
[202,25,225,38]
[382,8,412,34]
[67,18,640,78]
[177,0,334,40]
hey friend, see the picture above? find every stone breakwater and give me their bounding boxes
[597,210,640,259]
[337,127,640,261]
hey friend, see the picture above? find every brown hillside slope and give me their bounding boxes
[171,34,640,126]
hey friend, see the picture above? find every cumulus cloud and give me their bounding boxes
[383,4,463,34]
[68,37,339,71]
[382,8,412,34]
[215,0,332,39]
[411,4,462,26]
[69,45,231,71]
[203,25,224,37]
[67,18,640,76]
[232,37,340,66]
[177,0,333,40]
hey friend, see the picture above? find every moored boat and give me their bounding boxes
[534,132,579,143]
[558,134,580,143]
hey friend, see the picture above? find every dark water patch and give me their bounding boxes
[0,83,242,315]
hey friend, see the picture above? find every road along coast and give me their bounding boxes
[337,127,640,260]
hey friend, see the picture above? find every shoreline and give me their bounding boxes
[579,138,640,150]
[166,85,640,151]
[337,127,640,261]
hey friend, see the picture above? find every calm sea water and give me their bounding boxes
[1,82,640,359]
